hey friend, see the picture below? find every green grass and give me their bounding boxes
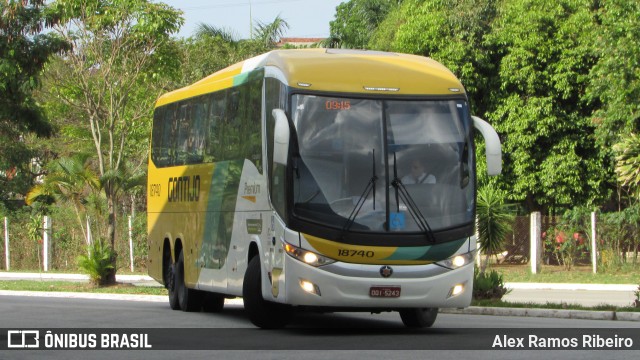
[0,280,167,296]
[472,299,640,312]
[492,264,640,284]
[0,269,149,275]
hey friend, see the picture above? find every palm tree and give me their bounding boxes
[194,23,239,44]
[476,185,514,272]
[26,154,100,246]
[185,16,290,84]
[613,133,640,200]
[194,15,289,50]
[253,15,289,48]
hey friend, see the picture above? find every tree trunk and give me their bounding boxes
[105,188,118,285]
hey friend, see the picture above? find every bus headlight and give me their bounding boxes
[284,243,336,267]
[448,282,467,298]
[435,250,475,270]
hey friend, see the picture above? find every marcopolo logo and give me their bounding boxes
[7,330,40,348]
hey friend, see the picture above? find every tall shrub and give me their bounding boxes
[476,186,514,272]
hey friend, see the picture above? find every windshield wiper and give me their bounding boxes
[391,152,436,243]
[341,150,377,237]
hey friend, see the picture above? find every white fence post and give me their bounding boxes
[591,211,597,274]
[128,215,134,272]
[4,217,9,271]
[530,212,542,274]
[43,216,52,272]
[86,216,92,255]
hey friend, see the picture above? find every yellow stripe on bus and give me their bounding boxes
[302,233,434,265]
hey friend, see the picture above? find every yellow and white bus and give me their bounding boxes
[147,49,502,329]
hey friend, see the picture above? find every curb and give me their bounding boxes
[506,282,637,292]
[0,272,155,282]
[0,290,245,306]
[441,306,640,321]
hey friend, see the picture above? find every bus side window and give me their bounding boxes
[226,89,240,160]
[247,77,263,172]
[205,92,226,163]
[151,107,167,167]
[163,104,177,167]
[175,102,191,165]
[188,101,206,164]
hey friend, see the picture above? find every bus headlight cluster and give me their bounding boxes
[435,250,475,270]
[284,243,336,267]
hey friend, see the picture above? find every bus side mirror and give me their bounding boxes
[273,109,290,166]
[472,116,502,176]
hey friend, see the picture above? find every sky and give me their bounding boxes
[158,0,346,40]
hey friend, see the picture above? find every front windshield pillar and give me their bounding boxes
[381,102,391,232]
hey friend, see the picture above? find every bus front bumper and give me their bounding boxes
[280,255,473,309]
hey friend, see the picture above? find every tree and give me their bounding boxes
[0,0,69,207]
[587,0,640,149]
[586,0,640,207]
[485,0,608,212]
[178,16,290,87]
[371,0,499,116]
[366,0,628,213]
[46,0,183,283]
[176,24,245,86]
[328,0,399,49]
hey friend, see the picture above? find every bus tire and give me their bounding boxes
[202,293,225,313]
[399,308,438,328]
[167,262,180,310]
[243,256,293,329]
[176,250,203,312]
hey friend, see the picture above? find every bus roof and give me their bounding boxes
[155,49,465,107]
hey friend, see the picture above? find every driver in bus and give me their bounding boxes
[402,158,436,184]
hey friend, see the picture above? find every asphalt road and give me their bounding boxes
[0,295,638,360]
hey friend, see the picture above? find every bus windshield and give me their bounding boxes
[291,94,474,235]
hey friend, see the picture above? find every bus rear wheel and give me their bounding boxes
[243,256,293,329]
[176,250,203,312]
[399,308,438,328]
[166,262,180,310]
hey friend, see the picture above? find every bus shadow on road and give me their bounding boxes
[200,304,452,334]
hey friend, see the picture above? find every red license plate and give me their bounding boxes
[369,286,401,298]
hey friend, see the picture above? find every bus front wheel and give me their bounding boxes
[399,308,438,328]
[243,256,293,329]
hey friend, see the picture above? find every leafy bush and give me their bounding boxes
[543,227,588,270]
[598,205,640,270]
[77,240,115,286]
[473,267,509,300]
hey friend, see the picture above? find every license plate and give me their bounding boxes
[369,286,401,298]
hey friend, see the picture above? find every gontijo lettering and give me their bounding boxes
[168,175,200,202]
